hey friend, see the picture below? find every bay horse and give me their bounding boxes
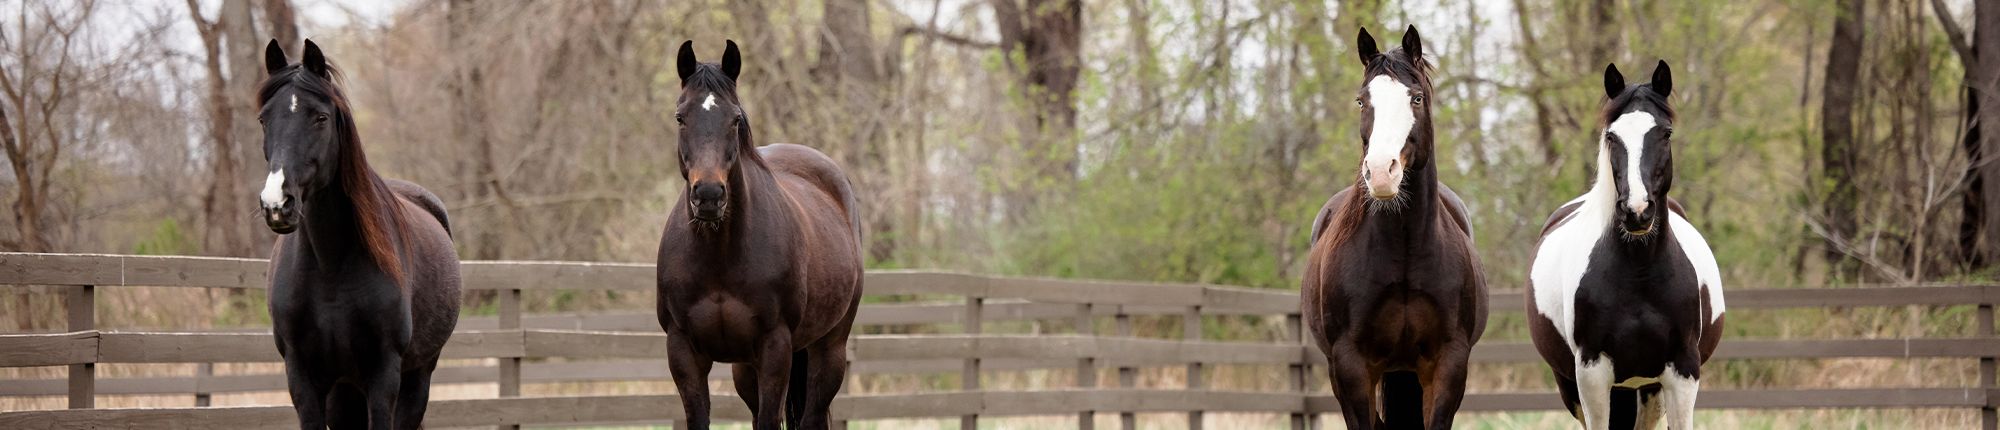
[655,40,865,430]
[1526,61,1725,430]
[1301,26,1487,430]
[259,39,461,429]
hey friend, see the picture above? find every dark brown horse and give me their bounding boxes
[259,39,461,430]
[655,40,864,430]
[1300,26,1487,430]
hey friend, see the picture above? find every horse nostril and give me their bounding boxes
[692,183,726,202]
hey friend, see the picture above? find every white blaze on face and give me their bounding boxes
[1362,76,1416,198]
[260,170,286,209]
[701,94,717,111]
[1607,112,1658,213]
[289,94,298,113]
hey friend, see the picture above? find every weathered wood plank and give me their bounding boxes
[460,260,651,291]
[523,329,664,358]
[90,330,522,363]
[0,253,267,289]
[0,331,97,367]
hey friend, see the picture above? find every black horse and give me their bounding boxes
[655,40,865,430]
[260,39,461,430]
[1300,26,1487,430]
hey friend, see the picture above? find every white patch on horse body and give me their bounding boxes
[701,94,717,111]
[259,170,286,208]
[1530,145,1620,351]
[1669,212,1728,322]
[1659,363,1700,430]
[289,94,298,113]
[1607,112,1656,213]
[1575,355,1616,430]
[1362,76,1416,165]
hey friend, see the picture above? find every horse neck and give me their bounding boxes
[293,181,366,270]
[1361,140,1443,240]
[704,156,787,244]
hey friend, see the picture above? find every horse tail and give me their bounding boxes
[1608,387,1644,430]
[386,179,452,237]
[786,351,809,429]
[1378,370,1424,429]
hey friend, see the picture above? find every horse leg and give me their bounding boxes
[732,362,759,416]
[799,333,852,430]
[1575,356,1615,430]
[786,350,808,429]
[1554,372,1583,423]
[1660,363,1700,430]
[1421,345,1473,430]
[282,360,331,429]
[750,333,796,430]
[669,334,716,429]
[325,385,366,430]
[1635,386,1665,429]
[356,361,403,430]
[1328,353,1380,430]
[392,367,435,430]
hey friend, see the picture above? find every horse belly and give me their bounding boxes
[676,292,766,362]
[1359,293,1446,363]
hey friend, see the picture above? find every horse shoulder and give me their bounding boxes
[1436,183,1474,241]
[1528,197,1607,345]
[1666,211,1725,321]
[1309,187,1352,245]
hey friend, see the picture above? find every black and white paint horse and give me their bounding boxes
[1526,61,1725,430]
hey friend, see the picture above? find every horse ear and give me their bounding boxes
[676,40,697,82]
[1603,63,1625,100]
[1356,27,1380,65]
[722,40,742,82]
[301,39,328,77]
[1401,25,1423,60]
[264,39,287,75]
[1650,60,1673,98]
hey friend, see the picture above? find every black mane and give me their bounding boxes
[1365,48,1434,93]
[682,63,737,98]
[1603,84,1675,128]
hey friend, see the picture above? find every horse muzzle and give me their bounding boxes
[263,202,298,234]
[1362,158,1404,200]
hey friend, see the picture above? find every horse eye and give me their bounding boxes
[1354,97,1364,107]
[313,113,329,123]
[1411,94,1424,106]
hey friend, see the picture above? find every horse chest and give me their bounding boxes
[269,267,412,363]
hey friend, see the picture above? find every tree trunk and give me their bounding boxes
[994,0,1083,178]
[185,0,249,258]
[1971,0,2000,266]
[1820,0,1865,268]
[449,0,501,259]
[813,0,891,261]
[220,0,263,257]
[261,0,299,53]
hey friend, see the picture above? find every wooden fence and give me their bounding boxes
[0,252,1994,429]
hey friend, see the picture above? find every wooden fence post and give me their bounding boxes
[1980,301,1995,430]
[1184,305,1203,430]
[1117,310,1136,430]
[66,284,93,410]
[1287,313,1307,430]
[961,295,983,430]
[195,363,213,407]
[500,287,522,430]
[1077,303,1096,430]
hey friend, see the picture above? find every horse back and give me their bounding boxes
[1437,183,1473,242]
[387,178,451,236]
[760,143,863,243]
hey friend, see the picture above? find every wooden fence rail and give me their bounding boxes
[0,253,1995,429]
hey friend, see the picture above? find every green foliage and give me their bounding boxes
[131,219,196,256]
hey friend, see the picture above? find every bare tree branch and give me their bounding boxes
[1928,0,1975,65]
[896,25,999,50]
